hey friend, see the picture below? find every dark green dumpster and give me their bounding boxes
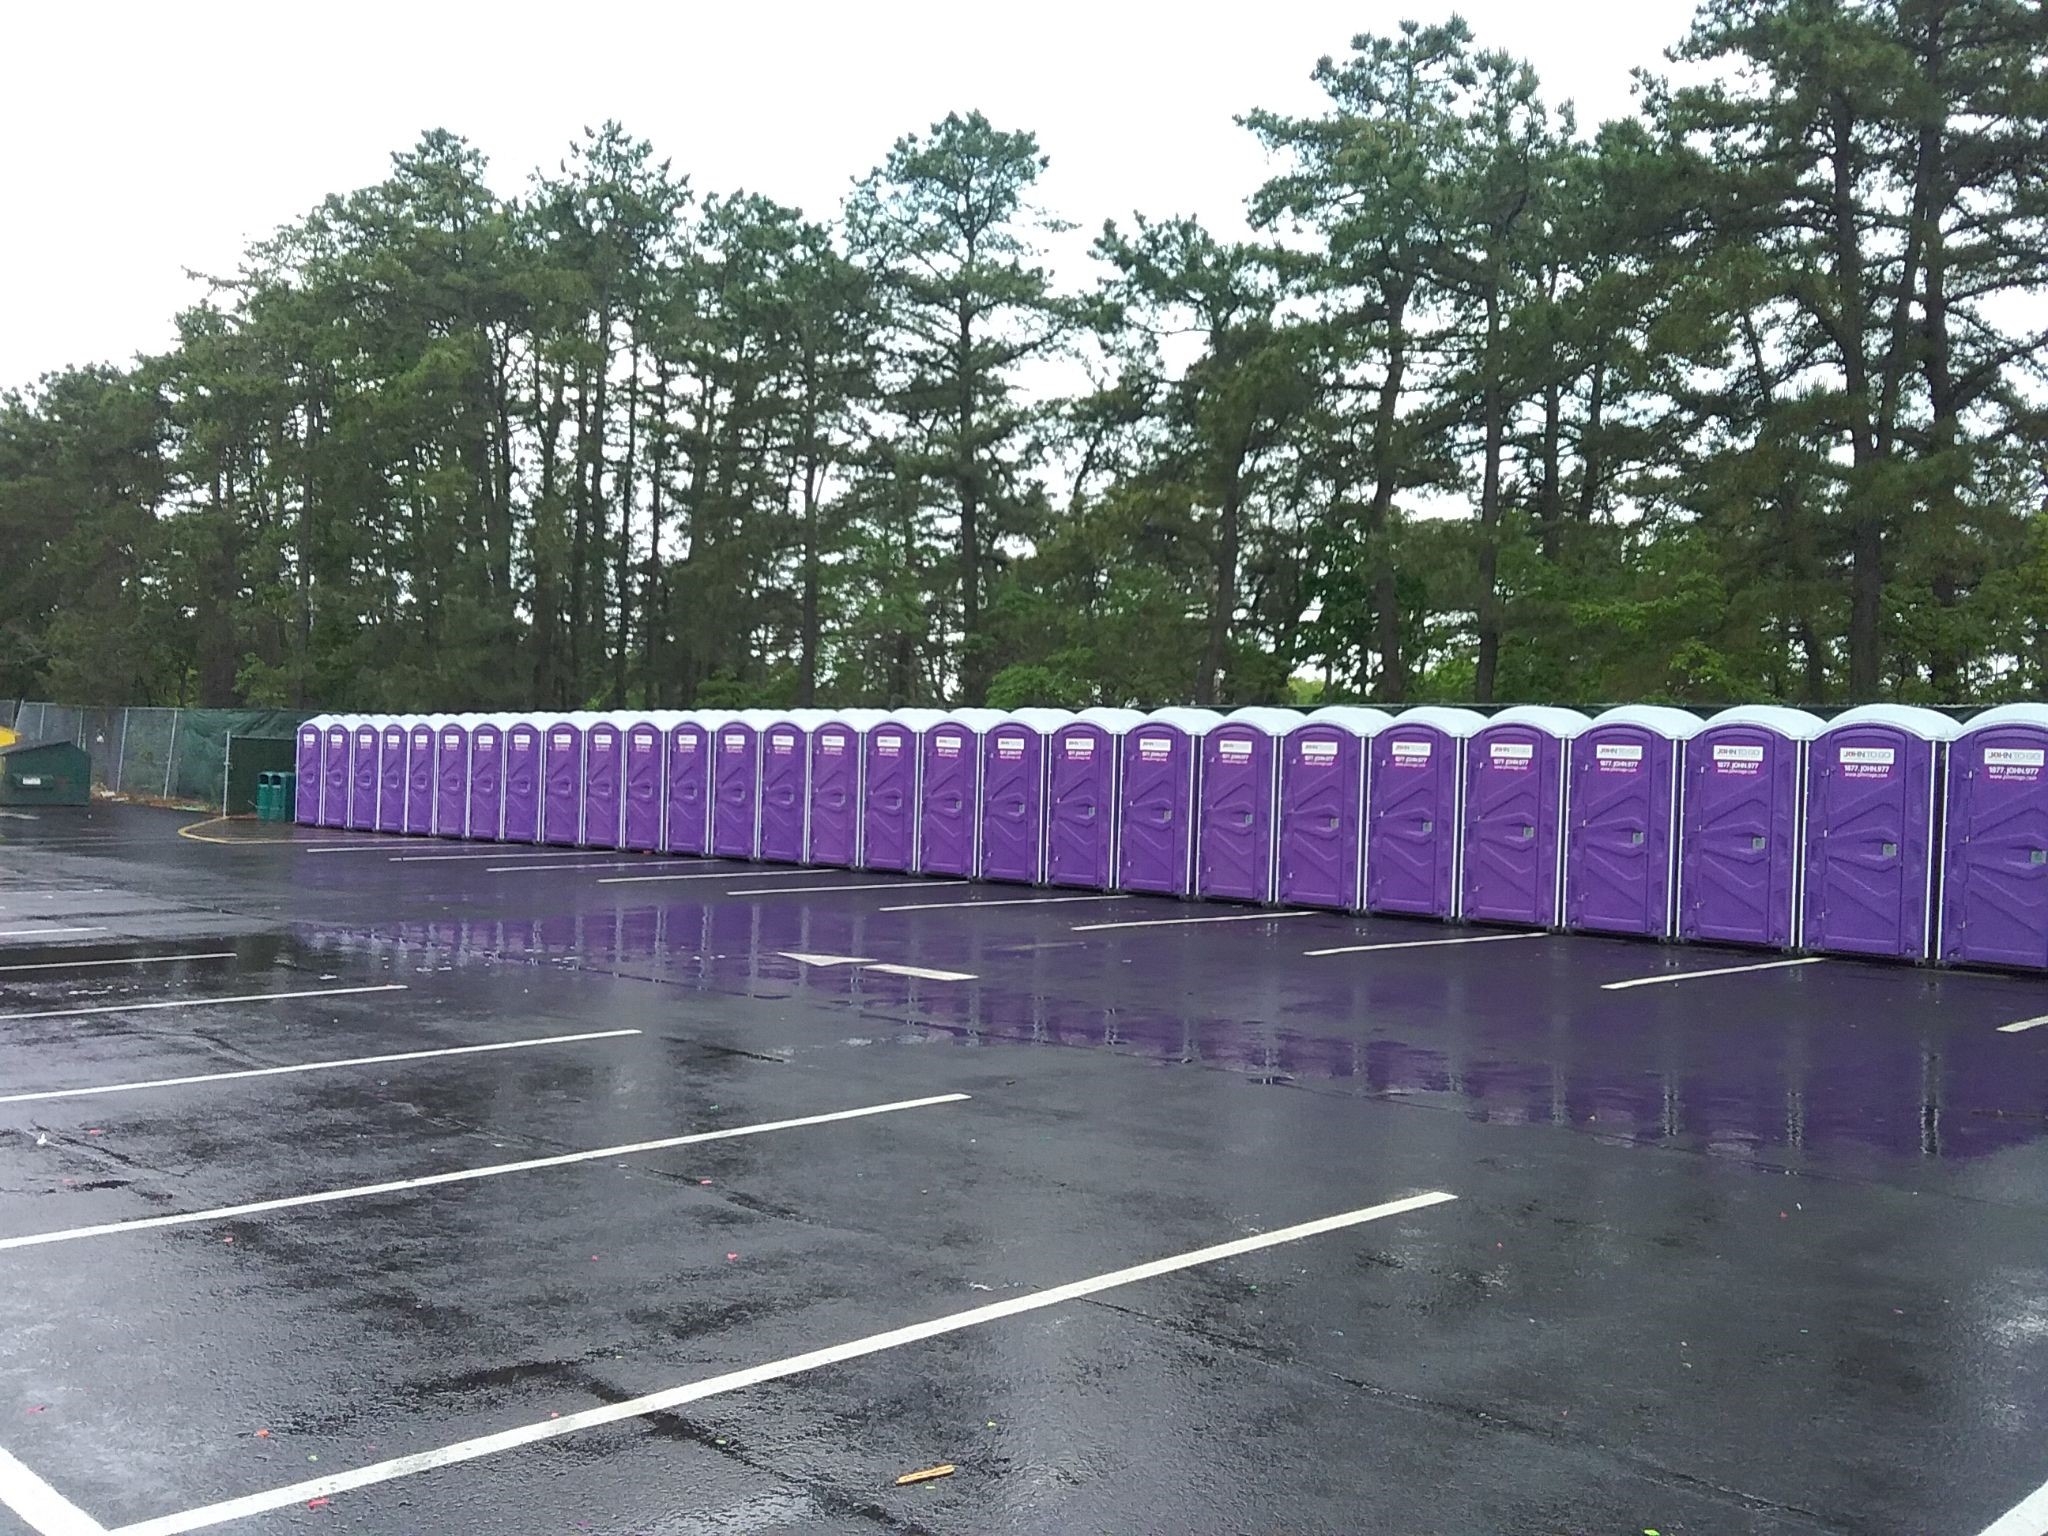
[0,740,93,808]
[256,774,279,821]
[279,772,297,822]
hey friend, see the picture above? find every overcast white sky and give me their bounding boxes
[3,0,1703,392]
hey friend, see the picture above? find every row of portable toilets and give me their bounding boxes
[293,703,2048,971]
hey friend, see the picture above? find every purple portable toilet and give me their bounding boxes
[1119,708,1222,897]
[404,718,437,836]
[712,711,777,860]
[541,714,588,846]
[1803,703,1960,961]
[808,710,887,868]
[1679,705,1824,949]
[1198,708,1302,904]
[1564,705,1702,939]
[981,709,1071,884]
[1049,709,1143,890]
[467,715,509,842]
[1366,707,1486,918]
[322,716,357,828]
[295,716,328,825]
[501,716,545,843]
[1941,704,2048,971]
[348,718,382,830]
[862,711,939,872]
[922,709,1007,877]
[663,714,714,855]
[1462,706,1589,929]
[428,716,468,838]
[758,710,831,864]
[620,714,668,853]
[581,714,627,849]
[1278,706,1394,911]
[376,721,409,833]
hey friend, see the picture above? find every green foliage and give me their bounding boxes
[4,4,2045,714]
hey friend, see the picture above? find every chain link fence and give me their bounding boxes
[2,701,309,809]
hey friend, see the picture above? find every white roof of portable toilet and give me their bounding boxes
[1305,705,1394,736]
[765,708,834,732]
[1589,704,1704,739]
[1823,703,1962,741]
[1485,705,1592,738]
[946,708,1011,734]
[1077,707,1146,734]
[1391,706,1488,738]
[1705,704,1826,740]
[692,710,742,732]
[1959,703,2048,735]
[1005,708,1076,734]
[1223,706,1304,736]
[886,708,950,734]
[826,708,892,733]
[1145,706,1225,736]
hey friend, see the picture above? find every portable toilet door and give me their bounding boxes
[295,717,328,825]
[376,720,409,833]
[712,711,776,860]
[1564,706,1702,938]
[663,714,713,856]
[1940,703,2048,970]
[863,711,935,872]
[982,709,1070,884]
[621,715,669,853]
[1803,704,1960,960]
[431,717,469,838]
[323,717,357,828]
[758,711,828,864]
[1678,706,1823,949]
[541,715,588,846]
[581,715,627,849]
[1278,706,1393,911]
[501,716,545,843]
[1198,708,1301,903]
[1366,707,1486,918]
[404,718,438,836]
[810,710,886,868]
[1049,709,1142,890]
[1120,708,1221,897]
[1462,707,1590,927]
[923,710,1006,877]
[467,716,509,842]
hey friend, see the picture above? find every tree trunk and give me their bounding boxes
[1368,280,1411,702]
[1473,282,1506,704]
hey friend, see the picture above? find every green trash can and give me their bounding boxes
[279,773,297,823]
[256,773,278,821]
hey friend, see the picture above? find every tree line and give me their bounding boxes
[3,0,2045,714]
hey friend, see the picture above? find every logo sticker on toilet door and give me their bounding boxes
[1389,739,1432,768]
[876,733,902,757]
[1712,743,1763,775]
[1489,741,1534,772]
[935,733,963,758]
[723,733,746,752]
[1986,746,2045,781]
[1217,738,1252,763]
[1595,742,1643,773]
[770,733,795,754]
[995,735,1024,760]
[1300,739,1338,765]
[1065,736,1095,759]
[819,732,846,755]
[675,733,697,753]
[1138,736,1172,761]
[1838,745,1895,779]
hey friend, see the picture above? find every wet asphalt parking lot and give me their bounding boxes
[0,805,2045,1536]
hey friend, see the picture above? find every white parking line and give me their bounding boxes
[0,927,108,940]
[0,1444,107,1535]
[0,1092,969,1254]
[486,858,675,873]
[1998,1015,2048,1035]
[0,1028,644,1105]
[105,1190,1456,1536]
[303,841,414,854]
[1601,957,1825,991]
[1070,911,1323,933]
[1305,932,1548,958]
[866,963,978,982]
[877,894,1131,913]
[1978,1476,2048,1536]
[0,952,238,975]
[597,868,838,886]
[388,849,622,863]
[731,880,969,897]
[0,983,408,1024]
